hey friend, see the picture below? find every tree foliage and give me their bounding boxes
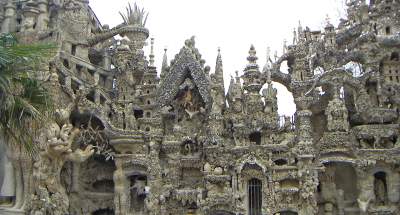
[0,33,56,154]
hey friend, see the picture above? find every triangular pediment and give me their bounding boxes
[157,47,211,111]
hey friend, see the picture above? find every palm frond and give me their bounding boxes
[0,33,55,155]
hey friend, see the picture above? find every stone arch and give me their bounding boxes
[237,156,267,176]
[319,161,359,207]
[275,210,298,215]
[209,210,235,215]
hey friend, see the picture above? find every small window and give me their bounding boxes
[146,112,151,118]
[249,132,261,145]
[274,159,288,166]
[134,109,144,119]
[147,100,151,105]
[390,52,399,61]
[63,59,70,69]
[71,44,77,56]
[386,26,391,35]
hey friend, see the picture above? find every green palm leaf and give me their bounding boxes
[0,33,56,155]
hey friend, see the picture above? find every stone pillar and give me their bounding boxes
[0,143,15,205]
[114,157,130,215]
[103,50,112,70]
[106,77,114,89]
[356,168,374,214]
[294,96,315,155]
[36,0,49,31]
[0,5,4,27]
[294,96,318,215]
[388,171,400,203]
[1,1,16,33]
[93,71,99,86]
[94,88,100,104]
[65,76,72,90]
[71,162,80,192]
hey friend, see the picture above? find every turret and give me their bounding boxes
[324,15,336,48]
[242,45,262,93]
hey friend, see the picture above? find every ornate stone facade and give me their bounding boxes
[0,0,400,215]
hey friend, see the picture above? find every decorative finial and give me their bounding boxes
[283,39,287,54]
[293,28,297,45]
[119,3,148,27]
[274,50,278,62]
[263,47,272,73]
[149,38,155,67]
[161,46,169,79]
[298,20,303,32]
[215,47,224,85]
[247,45,258,64]
[325,14,331,25]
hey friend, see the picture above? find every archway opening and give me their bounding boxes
[374,171,388,205]
[92,208,114,215]
[248,178,262,215]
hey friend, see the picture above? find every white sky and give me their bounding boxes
[90,0,345,116]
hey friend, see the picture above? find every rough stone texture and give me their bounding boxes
[0,0,400,215]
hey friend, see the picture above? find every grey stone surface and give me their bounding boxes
[0,0,400,214]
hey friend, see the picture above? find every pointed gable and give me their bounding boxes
[156,44,212,111]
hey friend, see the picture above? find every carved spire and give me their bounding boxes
[149,38,155,67]
[263,47,272,84]
[227,71,243,103]
[293,28,297,44]
[214,47,224,89]
[243,45,262,93]
[160,47,168,80]
[297,20,303,42]
[244,45,259,74]
[298,20,303,34]
[283,39,288,54]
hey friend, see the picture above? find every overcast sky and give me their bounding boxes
[90,0,346,116]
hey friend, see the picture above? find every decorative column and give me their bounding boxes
[294,96,319,215]
[294,96,314,156]
[114,157,130,215]
[71,162,80,192]
[103,50,112,70]
[36,0,49,31]
[355,165,374,214]
[0,4,4,27]
[388,169,400,203]
[146,140,162,214]
[1,1,16,33]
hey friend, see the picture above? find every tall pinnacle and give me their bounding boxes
[263,47,272,83]
[149,38,155,67]
[160,47,168,79]
[215,47,224,86]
